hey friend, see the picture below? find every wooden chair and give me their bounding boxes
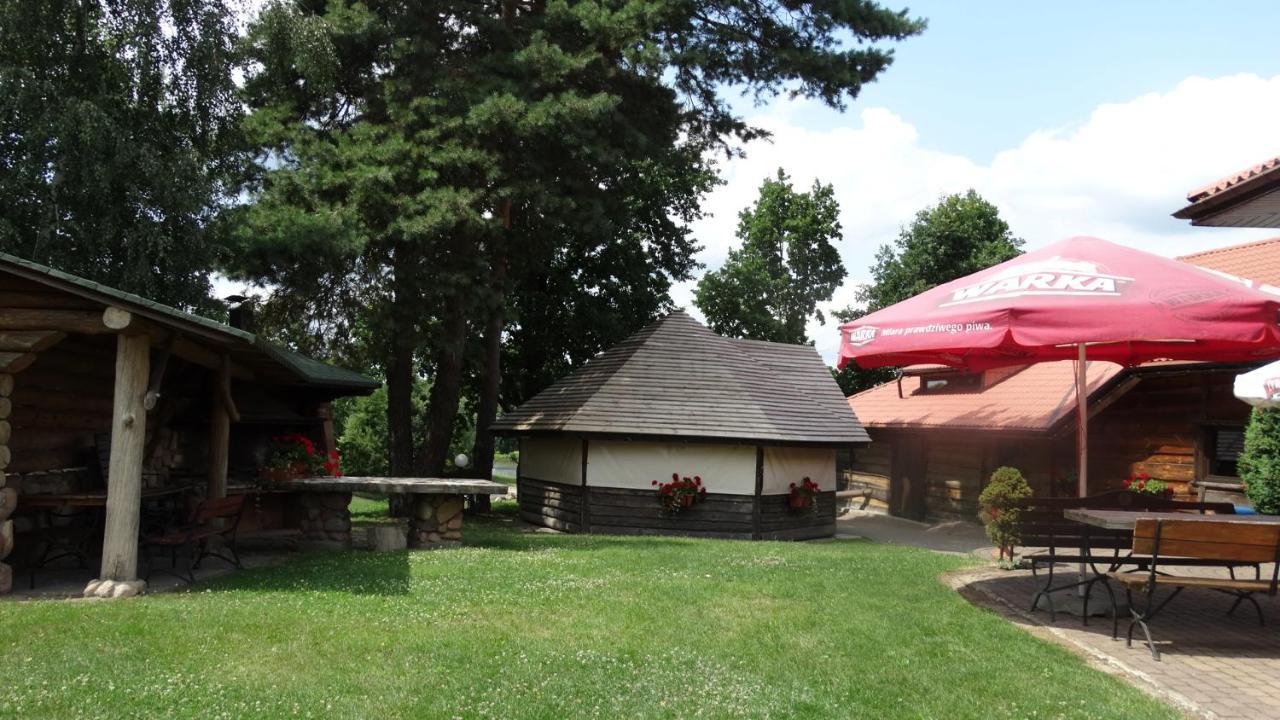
[143,494,246,584]
[1109,519,1280,661]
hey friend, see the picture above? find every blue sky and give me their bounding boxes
[680,1,1280,361]
[845,0,1280,162]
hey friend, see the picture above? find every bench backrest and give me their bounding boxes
[1133,519,1280,565]
[192,494,246,525]
[1014,491,1236,551]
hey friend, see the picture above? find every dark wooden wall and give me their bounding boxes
[844,369,1251,522]
[517,476,835,540]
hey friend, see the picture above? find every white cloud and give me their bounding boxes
[677,73,1280,363]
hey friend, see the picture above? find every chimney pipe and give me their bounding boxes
[225,295,256,334]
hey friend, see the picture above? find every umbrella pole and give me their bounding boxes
[1076,342,1089,597]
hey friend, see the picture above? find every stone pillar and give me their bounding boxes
[409,494,465,548]
[296,492,353,550]
[87,330,149,599]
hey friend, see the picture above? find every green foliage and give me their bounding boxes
[978,466,1033,559]
[1240,408,1280,514]
[0,0,242,310]
[0,521,1178,719]
[832,190,1022,395]
[857,189,1024,315]
[333,382,473,477]
[695,169,846,344]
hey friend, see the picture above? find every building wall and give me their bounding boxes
[844,369,1251,522]
[586,439,756,494]
[516,436,836,540]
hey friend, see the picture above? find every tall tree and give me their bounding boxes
[229,1,925,479]
[833,189,1023,395]
[857,189,1023,314]
[0,0,242,310]
[694,169,845,344]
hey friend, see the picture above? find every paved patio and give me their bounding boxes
[954,565,1280,720]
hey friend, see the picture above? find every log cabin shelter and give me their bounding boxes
[843,238,1280,523]
[0,253,378,595]
[492,310,869,540]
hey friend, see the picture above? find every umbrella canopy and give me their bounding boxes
[838,236,1280,372]
[1234,360,1280,408]
[838,236,1280,508]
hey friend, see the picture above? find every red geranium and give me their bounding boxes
[654,472,707,513]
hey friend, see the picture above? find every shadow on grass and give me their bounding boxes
[199,549,414,597]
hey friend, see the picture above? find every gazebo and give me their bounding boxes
[0,253,379,597]
[493,311,867,540]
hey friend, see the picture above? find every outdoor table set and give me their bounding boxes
[1056,508,1280,660]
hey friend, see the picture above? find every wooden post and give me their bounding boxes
[752,446,764,540]
[91,332,150,595]
[207,356,233,500]
[579,438,590,533]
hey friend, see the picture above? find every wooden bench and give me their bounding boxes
[143,495,246,584]
[1110,518,1280,661]
[1015,491,1239,623]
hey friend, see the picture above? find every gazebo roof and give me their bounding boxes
[0,253,378,396]
[492,310,868,445]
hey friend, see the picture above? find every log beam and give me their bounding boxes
[102,306,132,331]
[0,330,64,353]
[0,309,109,334]
[89,332,150,596]
[170,337,254,380]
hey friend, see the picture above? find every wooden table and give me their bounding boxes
[1065,508,1280,531]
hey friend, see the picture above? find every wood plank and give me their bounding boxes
[0,331,63,353]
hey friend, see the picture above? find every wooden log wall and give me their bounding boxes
[1085,372,1248,498]
[518,475,835,540]
[842,442,890,510]
[923,439,984,521]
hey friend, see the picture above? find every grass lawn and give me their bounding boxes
[0,510,1174,719]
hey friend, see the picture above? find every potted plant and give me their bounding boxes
[259,434,341,483]
[978,466,1032,564]
[788,477,820,511]
[652,473,707,513]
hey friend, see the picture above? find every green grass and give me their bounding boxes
[0,514,1174,719]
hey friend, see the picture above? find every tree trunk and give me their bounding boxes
[418,292,469,477]
[471,234,508,510]
[387,246,417,478]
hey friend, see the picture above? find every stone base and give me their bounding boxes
[368,524,408,552]
[296,491,353,548]
[409,495,466,549]
[83,578,146,599]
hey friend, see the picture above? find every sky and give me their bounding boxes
[673,0,1280,363]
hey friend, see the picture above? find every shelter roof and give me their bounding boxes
[492,310,868,444]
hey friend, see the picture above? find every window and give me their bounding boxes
[1205,427,1245,478]
[918,373,982,393]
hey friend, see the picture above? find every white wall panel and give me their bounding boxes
[762,447,836,494]
[588,440,757,494]
[519,436,583,486]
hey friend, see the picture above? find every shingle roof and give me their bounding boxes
[847,360,1123,434]
[0,252,378,394]
[1178,237,1280,288]
[491,310,868,444]
[1174,156,1280,227]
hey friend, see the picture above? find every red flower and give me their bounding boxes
[1123,478,1132,488]
[652,480,658,486]
[672,472,679,481]
[1137,481,1146,490]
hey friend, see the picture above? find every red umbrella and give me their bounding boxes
[839,235,1280,497]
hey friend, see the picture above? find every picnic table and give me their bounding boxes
[1066,508,1280,531]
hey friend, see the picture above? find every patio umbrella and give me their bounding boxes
[1234,359,1280,408]
[838,235,1280,497]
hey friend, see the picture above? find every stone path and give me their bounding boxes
[955,566,1280,720]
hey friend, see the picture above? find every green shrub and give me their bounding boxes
[978,466,1033,561]
[1240,408,1280,514]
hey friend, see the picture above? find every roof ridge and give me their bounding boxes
[1187,156,1280,202]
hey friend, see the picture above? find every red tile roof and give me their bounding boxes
[1186,156,1280,203]
[847,360,1123,433]
[1178,236,1280,288]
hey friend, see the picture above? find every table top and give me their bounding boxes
[1065,508,1280,531]
[21,485,191,508]
[277,477,510,495]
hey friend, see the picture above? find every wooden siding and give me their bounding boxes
[517,476,834,540]
[842,443,890,511]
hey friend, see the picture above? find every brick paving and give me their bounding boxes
[955,565,1280,720]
